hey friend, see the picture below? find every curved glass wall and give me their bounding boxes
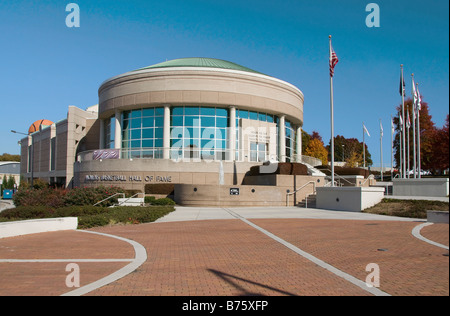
[170,106,229,160]
[122,107,164,158]
[102,105,297,162]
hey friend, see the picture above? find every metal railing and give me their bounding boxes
[116,192,145,206]
[286,181,316,207]
[93,193,125,206]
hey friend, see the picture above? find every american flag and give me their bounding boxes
[329,44,339,77]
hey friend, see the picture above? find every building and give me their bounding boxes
[0,162,21,188]
[20,58,327,205]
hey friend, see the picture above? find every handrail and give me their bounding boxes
[361,174,375,187]
[116,192,145,206]
[93,193,125,206]
[286,181,316,207]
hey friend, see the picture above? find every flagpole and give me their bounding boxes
[380,119,383,181]
[329,35,335,187]
[401,65,406,178]
[416,82,421,179]
[407,109,410,178]
[391,115,394,180]
[363,122,366,169]
[412,74,417,178]
[399,111,403,178]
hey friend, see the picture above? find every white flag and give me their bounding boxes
[380,121,383,137]
[391,118,395,134]
[406,109,411,129]
[399,115,403,131]
[364,124,371,137]
[416,85,422,112]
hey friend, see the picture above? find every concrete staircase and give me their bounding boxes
[297,194,317,208]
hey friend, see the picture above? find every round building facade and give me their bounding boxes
[74,58,309,202]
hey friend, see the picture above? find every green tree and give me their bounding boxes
[0,153,20,162]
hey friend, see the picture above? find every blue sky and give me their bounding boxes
[1,0,448,168]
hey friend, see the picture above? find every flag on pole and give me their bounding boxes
[412,77,417,116]
[416,84,422,111]
[363,124,371,137]
[399,72,406,96]
[399,115,403,131]
[406,109,411,129]
[329,44,339,77]
[391,117,395,134]
[380,120,383,137]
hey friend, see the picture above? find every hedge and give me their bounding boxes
[0,205,175,229]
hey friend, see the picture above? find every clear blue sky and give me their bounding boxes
[1,0,448,168]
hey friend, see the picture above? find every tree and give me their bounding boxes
[327,135,372,167]
[0,153,20,162]
[431,114,449,174]
[304,138,328,165]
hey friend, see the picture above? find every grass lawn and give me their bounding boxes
[363,198,449,219]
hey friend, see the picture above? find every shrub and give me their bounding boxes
[144,196,156,204]
[152,198,176,205]
[12,187,67,208]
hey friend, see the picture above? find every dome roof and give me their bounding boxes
[135,57,263,75]
[28,119,54,134]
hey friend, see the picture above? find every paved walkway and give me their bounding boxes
[0,206,448,296]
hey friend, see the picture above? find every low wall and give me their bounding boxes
[427,211,449,224]
[0,217,78,239]
[316,187,385,212]
[175,184,292,207]
[393,178,449,197]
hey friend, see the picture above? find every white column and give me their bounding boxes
[99,119,105,149]
[228,106,236,161]
[114,110,122,150]
[296,126,302,162]
[278,115,286,162]
[163,105,171,159]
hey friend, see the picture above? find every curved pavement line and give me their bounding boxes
[412,223,449,250]
[61,230,147,296]
[223,208,391,297]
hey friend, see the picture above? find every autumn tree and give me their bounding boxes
[305,138,328,165]
[431,114,449,174]
[326,135,372,167]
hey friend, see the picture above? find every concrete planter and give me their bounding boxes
[0,217,78,239]
[316,187,385,212]
[393,178,449,197]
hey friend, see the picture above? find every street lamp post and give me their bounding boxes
[11,130,33,188]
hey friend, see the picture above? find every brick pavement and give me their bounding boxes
[0,218,448,296]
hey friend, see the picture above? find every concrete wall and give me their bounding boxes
[174,184,291,207]
[393,178,449,197]
[316,187,385,212]
[0,217,78,239]
[98,67,304,126]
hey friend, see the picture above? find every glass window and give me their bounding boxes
[155,108,164,116]
[142,117,154,128]
[201,107,215,116]
[155,128,163,139]
[216,117,228,128]
[142,108,154,117]
[185,107,200,115]
[259,113,267,122]
[185,116,200,127]
[249,111,258,120]
[171,116,183,127]
[142,139,154,148]
[216,108,228,117]
[130,110,142,118]
[172,107,184,116]
[155,116,164,128]
[238,110,248,119]
[201,116,215,127]
[131,129,141,140]
[130,118,141,129]
[142,128,154,139]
